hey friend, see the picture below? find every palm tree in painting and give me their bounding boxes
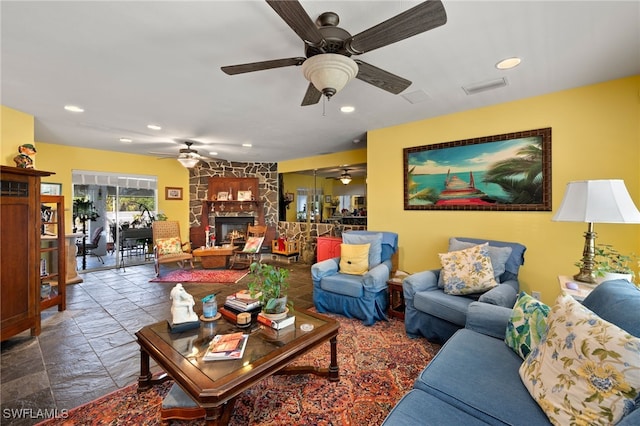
[407,166,438,204]
[483,142,543,203]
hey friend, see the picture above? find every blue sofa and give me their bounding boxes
[382,279,640,425]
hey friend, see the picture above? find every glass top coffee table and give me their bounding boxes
[136,309,339,425]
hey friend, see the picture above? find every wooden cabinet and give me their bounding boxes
[317,236,342,262]
[40,195,66,312]
[1,166,53,341]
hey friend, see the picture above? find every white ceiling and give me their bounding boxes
[2,1,639,164]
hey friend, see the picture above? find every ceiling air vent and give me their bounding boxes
[462,77,508,95]
[401,89,430,104]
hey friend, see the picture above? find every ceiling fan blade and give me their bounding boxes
[301,83,322,106]
[346,0,447,54]
[354,60,411,94]
[221,57,306,75]
[266,0,325,48]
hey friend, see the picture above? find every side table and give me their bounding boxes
[387,278,405,320]
[557,275,594,302]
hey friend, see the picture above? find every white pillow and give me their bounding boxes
[519,293,640,425]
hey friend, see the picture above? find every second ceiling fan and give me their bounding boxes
[221,0,447,106]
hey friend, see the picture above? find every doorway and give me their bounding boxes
[72,171,158,271]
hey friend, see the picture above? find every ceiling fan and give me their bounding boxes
[326,169,353,185]
[221,0,447,106]
[151,141,208,168]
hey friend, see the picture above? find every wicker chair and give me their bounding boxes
[152,220,194,277]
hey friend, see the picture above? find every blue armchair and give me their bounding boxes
[404,237,526,343]
[311,231,399,325]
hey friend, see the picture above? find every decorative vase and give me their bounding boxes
[261,307,289,321]
[261,295,288,320]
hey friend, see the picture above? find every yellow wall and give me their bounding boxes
[1,106,190,235]
[367,76,640,304]
[1,106,34,164]
[278,148,366,173]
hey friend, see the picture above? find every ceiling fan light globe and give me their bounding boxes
[177,157,199,168]
[302,54,358,99]
[340,177,352,185]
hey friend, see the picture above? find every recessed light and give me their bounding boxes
[209,151,218,156]
[340,106,355,113]
[242,143,252,148]
[496,57,521,70]
[64,105,84,113]
[119,138,132,143]
[147,124,161,130]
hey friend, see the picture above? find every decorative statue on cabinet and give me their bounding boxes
[13,144,37,168]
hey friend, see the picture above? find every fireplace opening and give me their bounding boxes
[214,216,255,245]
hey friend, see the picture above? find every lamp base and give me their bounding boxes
[573,269,597,284]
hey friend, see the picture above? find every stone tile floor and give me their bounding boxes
[1,259,314,425]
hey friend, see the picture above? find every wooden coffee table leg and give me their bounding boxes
[138,347,153,391]
[204,397,237,425]
[137,346,169,392]
[328,335,339,382]
[277,335,340,382]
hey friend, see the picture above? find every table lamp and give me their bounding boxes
[552,180,640,283]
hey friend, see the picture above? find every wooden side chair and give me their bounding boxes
[152,220,194,277]
[228,225,267,269]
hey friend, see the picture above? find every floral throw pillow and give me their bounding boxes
[505,292,551,359]
[156,237,182,255]
[438,243,497,295]
[519,293,640,425]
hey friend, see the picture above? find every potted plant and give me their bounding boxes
[575,244,638,283]
[248,262,290,319]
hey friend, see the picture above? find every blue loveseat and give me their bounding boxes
[382,279,640,425]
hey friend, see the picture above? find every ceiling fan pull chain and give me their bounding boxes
[322,96,326,117]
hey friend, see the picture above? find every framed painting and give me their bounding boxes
[216,191,229,201]
[237,190,252,201]
[41,183,62,195]
[404,127,551,211]
[165,187,183,200]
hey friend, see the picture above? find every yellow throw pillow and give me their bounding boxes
[339,243,370,275]
[156,237,182,255]
[519,293,640,425]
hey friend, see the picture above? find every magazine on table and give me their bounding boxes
[203,332,249,361]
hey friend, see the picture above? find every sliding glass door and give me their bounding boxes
[72,171,157,269]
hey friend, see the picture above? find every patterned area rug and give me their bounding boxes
[37,314,440,426]
[150,269,248,283]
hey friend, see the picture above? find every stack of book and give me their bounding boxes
[224,290,262,312]
[219,291,262,323]
[256,312,296,330]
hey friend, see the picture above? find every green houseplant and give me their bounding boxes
[575,244,638,282]
[248,262,291,317]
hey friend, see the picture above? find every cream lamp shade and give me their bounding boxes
[301,54,358,100]
[552,179,640,283]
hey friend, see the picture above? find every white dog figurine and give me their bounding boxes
[170,284,198,324]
